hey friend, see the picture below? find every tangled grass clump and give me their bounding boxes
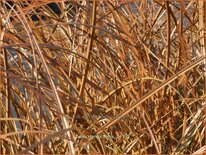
[0,0,206,154]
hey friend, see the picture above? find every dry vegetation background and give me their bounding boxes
[0,0,206,154]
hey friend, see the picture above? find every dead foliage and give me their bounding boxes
[0,0,206,154]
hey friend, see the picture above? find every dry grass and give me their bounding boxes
[0,0,206,154]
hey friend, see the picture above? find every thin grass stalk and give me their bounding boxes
[3,48,9,134]
[178,0,184,70]
[38,95,43,154]
[79,0,97,96]
[31,18,44,154]
[165,1,171,78]
[179,1,187,139]
[199,1,206,154]
[0,17,2,155]
[34,43,43,155]
[141,111,160,154]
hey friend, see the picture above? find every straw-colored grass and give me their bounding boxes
[0,0,206,154]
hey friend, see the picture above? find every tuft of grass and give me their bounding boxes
[0,0,206,154]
